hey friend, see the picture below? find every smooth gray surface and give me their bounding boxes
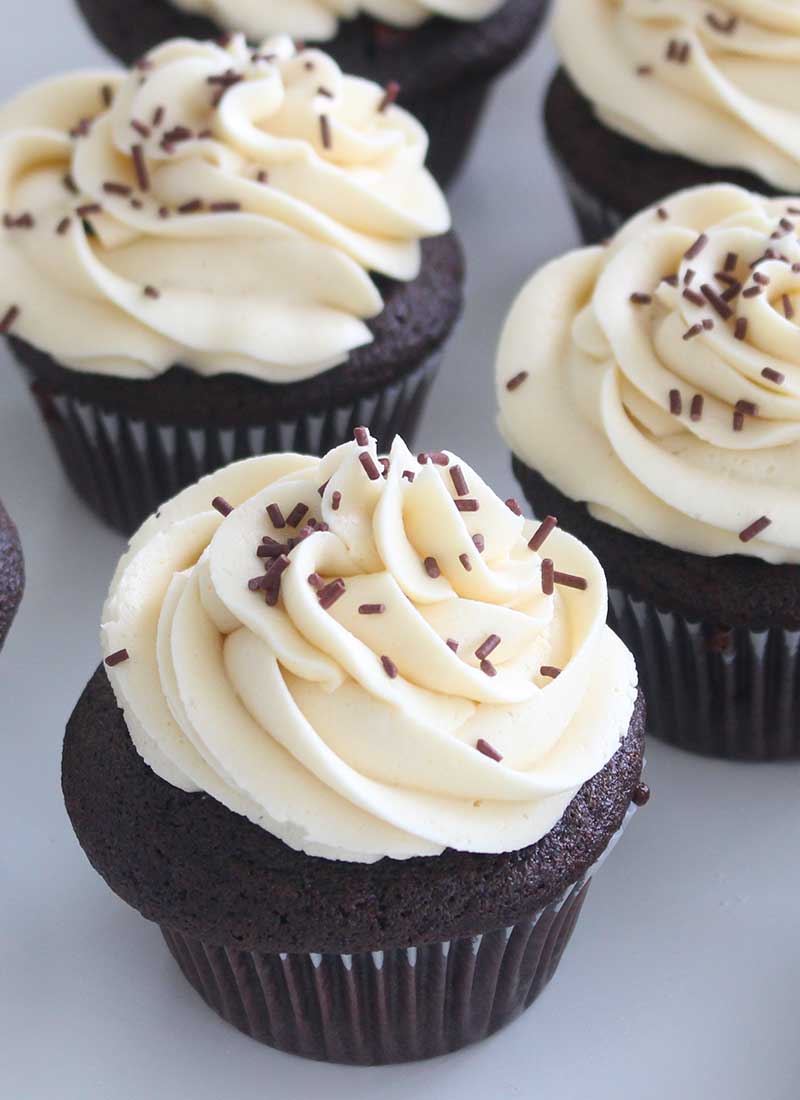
[1,5,799,1098]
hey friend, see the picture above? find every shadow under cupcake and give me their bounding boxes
[0,498,23,652]
[74,0,550,188]
[0,34,462,534]
[64,431,647,1064]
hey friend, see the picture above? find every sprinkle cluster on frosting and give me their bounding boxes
[554,0,800,191]
[0,34,449,381]
[170,0,506,42]
[102,431,637,862]
[498,184,800,564]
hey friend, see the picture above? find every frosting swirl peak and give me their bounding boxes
[102,433,637,862]
[0,34,448,381]
[497,184,800,564]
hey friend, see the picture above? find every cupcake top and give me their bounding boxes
[170,0,506,41]
[497,184,800,565]
[554,0,800,191]
[0,34,448,382]
[101,431,637,863]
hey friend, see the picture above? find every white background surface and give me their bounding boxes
[1,4,799,1097]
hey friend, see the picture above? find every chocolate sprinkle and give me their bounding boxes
[286,502,309,529]
[541,558,554,596]
[505,498,522,516]
[211,496,233,517]
[418,451,449,466]
[319,114,332,150]
[455,499,479,512]
[783,294,795,320]
[143,285,160,299]
[762,366,785,385]
[733,411,744,431]
[354,426,369,446]
[105,649,130,667]
[450,465,469,497]
[359,604,385,615]
[682,288,706,308]
[381,655,398,679]
[318,578,346,610]
[669,389,682,416]
[266,503,286,529]
[684,233,708,260]
[690,394,704,421]
[528,515,558,552]
[56,216,71,236]
[631,782,651,807]
[540,666,561,679]
[506,371,529,392]
[331,491,342,511]
[554,570,588,591]
[131,144,149,192]
[424,557,441,579]
[359,452,381,481]
[472,533,485,553]
[724,252,738,273]
[742,286,762,298]
[446,638,459,653]
[459,553,472,572]
[475,634,501,661]
[739,516,771,543]
[735,399,758,417]
[700,283,733,320]
[103,181,132,196]
[630,293,652,305]
[476,738,502,762]
[480,659,497,678]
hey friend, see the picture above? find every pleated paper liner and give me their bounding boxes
[609,589,800,760]
[158,806,637,1066]
[161,878,590,1065]
[25,352,441,536]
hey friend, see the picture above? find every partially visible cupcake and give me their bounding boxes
[0,34,461,534]
[64,430,645,1064]
[74,0,550,186]
[0,498,23,651]
[497,183,800,760]
[546,1,800,242]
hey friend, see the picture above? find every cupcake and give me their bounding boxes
[545,1,800,243]
[0,34,461,535]
[64,430,646,1065]
[74,0,550,186]
[497,183,800,760]
[0,498,24,651]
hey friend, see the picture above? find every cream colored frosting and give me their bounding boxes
[101,433,637,863]
[170,0,505,41]
[497,184,800,565]
[554,0,800,191]
[0,34,448,382]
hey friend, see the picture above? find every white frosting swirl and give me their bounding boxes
[170,0,505,41]
[498,184,800,564]
[0,34,448,382]
[554,0,800,191]
[101,433,637,863]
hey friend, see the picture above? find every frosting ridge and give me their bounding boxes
[0,34,448,381]
[102,433,637,862]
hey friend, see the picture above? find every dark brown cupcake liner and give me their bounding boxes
[161,877,588,1064]
[157,805,637,1065]
[608,589,800,760]
[25,352,440,536]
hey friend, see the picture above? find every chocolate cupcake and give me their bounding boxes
[74,0,549,186]
[64,431,646,1064]
[497,184,800,760]
[0,34,461,534]
[546,1,799,242]
[0,498,24,651]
